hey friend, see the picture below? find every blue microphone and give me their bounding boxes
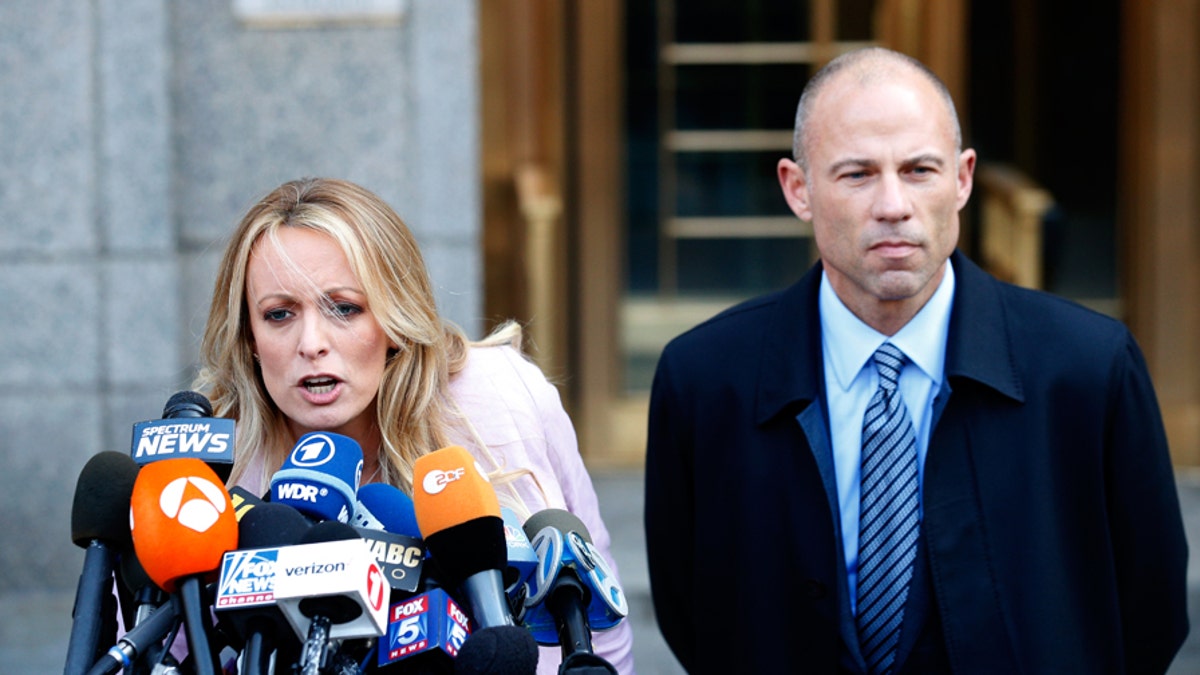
[502,508,538,589]
[270,432,363,523]
[353,483,421,536]
[352,482,426,595]
[521,509,627,672]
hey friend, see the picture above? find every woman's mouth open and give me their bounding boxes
[301,376,341,402]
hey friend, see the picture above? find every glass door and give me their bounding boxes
[622,0,878,392]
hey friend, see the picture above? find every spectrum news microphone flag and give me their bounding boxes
[130,391,235,483]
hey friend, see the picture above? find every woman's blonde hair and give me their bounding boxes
[194,177,519,495]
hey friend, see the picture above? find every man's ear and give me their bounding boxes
[777,158,813,222]
[956,148,976,211]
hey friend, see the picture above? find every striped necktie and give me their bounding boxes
[857,342,920,674]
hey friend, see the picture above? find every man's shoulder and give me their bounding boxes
[657,285,796,365]
[665,286,795,354]
[955,252,1128,341]
[992,279,1128,339]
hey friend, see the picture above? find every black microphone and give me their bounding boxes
[162,390,213,418]
[65,451,139,675]
[214,502,312,675]
[85,594,182,675]
[412,446,514,630]
[453,625,540,675]
[116,551,168,638]
[130,391,235,483]
[521,509,628,674]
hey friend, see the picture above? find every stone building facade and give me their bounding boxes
[0,0,480,591]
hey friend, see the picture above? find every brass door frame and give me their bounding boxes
[483,2,1200,469]
[480,1,971,467]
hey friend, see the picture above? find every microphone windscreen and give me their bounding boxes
[454,625,540,675]
[118,550,157,594]
[354,483,421,537]
[270,431,363,523]
[71,451,140,547]
[129,458,238,592]
[162,390,214,418]
[413,446,506,583]
[301,519,361,544]
[523,508,593,544]
[425,517,507,585]
[237,502,311,549]
[413,446,500,538]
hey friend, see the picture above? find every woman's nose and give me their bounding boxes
[297,311,331,359]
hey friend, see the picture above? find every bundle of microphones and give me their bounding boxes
[64,391,628,675]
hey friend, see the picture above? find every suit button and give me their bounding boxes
[804,579,827,598]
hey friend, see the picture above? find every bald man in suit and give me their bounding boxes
[645,47,1188,674]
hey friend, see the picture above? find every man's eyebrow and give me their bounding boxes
[827,158,877,175]
[901,153,947,168]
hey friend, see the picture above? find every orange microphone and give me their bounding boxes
[130,458,238,675]
[412,446,513,628]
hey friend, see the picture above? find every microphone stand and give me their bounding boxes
[298,615,332,675]
[549,575,618,674]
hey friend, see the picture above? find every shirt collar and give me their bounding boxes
[820,260,955,391]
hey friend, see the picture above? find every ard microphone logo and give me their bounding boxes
[158,476,229,533]
[289,433,338,467]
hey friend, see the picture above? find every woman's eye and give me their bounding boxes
[263,308,291,322]
[331,302,362,318]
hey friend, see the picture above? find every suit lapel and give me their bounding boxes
[920,252,1024,672]
[751,263,870,671]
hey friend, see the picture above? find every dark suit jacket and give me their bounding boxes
[644,251,1189,674]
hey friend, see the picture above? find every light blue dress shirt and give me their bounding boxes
[819,260,955,614]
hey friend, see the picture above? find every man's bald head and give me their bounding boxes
[791,47,963,174]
